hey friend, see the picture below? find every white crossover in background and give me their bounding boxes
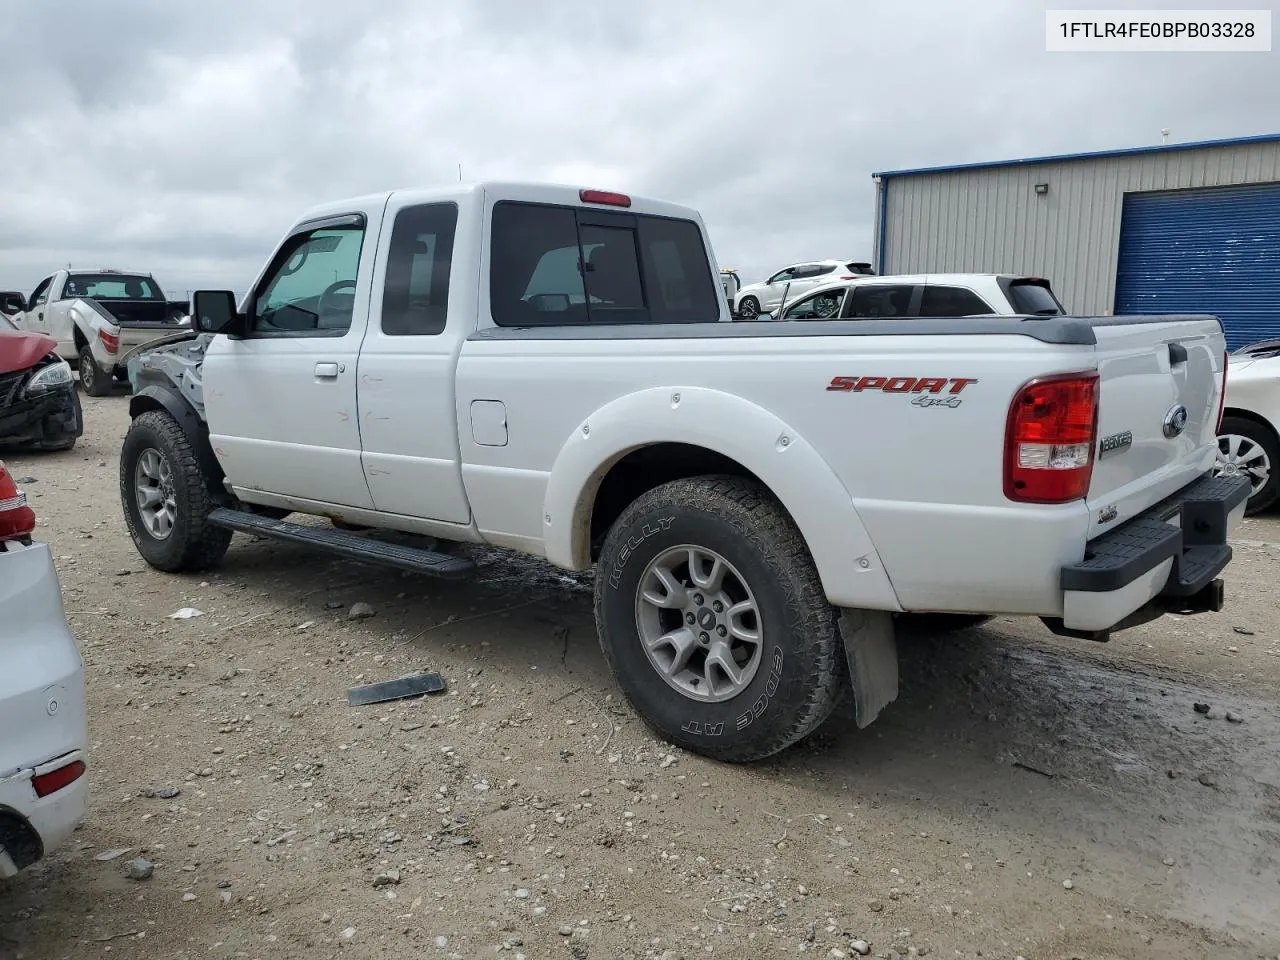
[1216,338,1280,514]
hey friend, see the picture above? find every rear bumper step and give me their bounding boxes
[1061,474,1250,594]
[208,508,475,579]
[1043,473,1250,640]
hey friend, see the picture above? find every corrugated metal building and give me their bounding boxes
[871,133,1280,349]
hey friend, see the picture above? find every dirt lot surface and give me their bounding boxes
[3,393,1280,960]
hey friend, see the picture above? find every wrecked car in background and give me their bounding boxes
[8,269,189,396]
[0,327,82,452]
[0,460,89,878]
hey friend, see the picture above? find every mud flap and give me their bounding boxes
[838,608,899,729]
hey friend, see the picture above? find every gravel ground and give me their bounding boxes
[2,393,1279,960]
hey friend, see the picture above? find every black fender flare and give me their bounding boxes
[128,386,227,499]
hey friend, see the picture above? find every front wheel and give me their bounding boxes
[1216,416,1279,514]
[120,410,232,571]
[78,346,113,397]
[594,476,846,763]
[737,296,760,320]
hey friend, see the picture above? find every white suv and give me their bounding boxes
[733,259,874,318]
[767,273,1066,321]
[0,461,88,878]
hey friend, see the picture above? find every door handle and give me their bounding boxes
[1168,342,1188,366]
[314,362,341,379]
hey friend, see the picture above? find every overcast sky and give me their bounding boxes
[2,0,1278,296]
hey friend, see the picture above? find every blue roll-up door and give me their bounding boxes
[1114,182,1280,351]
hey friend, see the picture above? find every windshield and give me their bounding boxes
[65,274,162,301]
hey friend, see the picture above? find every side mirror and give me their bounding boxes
[758,311,775,321]
[0,292,26,314]
[191,290,240,334]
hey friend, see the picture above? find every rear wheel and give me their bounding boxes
[77,346,112,397]
[594,476,845,763]
[120,410,231,571]
[1216,416,1279,514]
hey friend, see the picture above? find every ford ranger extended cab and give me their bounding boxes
[119,181,1249,763]
[11,269,188,396]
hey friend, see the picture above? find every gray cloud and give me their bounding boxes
[1,0,1277,298]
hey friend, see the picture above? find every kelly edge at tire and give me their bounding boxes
[593,475,845,763]
[119,409,232,572]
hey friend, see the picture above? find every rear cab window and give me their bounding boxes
[489,201,720,326]
[1001,278,1065,315]
[63,274,162,301]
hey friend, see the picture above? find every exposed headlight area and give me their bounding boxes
[23,358,74,397]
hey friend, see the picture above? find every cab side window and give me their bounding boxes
[29,276,52,308]
[251,223,366,337]
[381,203,459,336]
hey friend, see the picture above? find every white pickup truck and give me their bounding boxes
[11,269,188,396]
[119,181,1249,763]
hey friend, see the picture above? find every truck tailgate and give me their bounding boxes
[118,325,177,352]
[1087,316,1226,527]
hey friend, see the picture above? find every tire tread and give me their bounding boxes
[120,410,231,571]
[595,474,844,763]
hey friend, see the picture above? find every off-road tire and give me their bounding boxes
[120,410,232,572]
[78,346,112,397]
[594,475,846,763]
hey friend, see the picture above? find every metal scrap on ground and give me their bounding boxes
[347,671,447,706]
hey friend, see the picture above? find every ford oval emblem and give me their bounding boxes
[1162,404,1189,439]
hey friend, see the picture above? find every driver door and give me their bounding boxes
[203,207,383,510]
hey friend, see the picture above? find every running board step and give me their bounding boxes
[208,508,475,580]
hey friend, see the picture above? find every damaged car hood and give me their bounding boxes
[0,330,58,375]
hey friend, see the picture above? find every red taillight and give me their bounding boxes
[0,461,37,541]
[31,760,86,799]
[1004,372,1100,504]
[1216,349,1228,432]
[98,329,120,354]
[579,189,632,208]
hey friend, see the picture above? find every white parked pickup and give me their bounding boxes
[10,269,189,396]
[119,181,1249,763]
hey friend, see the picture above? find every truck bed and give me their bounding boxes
[89,298,183,329]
